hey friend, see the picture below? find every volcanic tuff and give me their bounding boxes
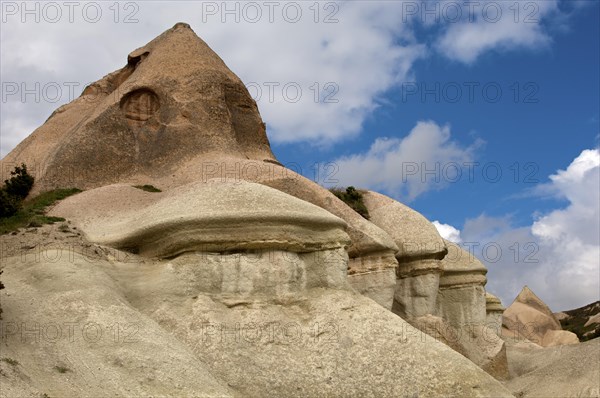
[2,22,275,195]
[2,22,595,397]
[503,286,580,347]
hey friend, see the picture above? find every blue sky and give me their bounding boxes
[1,0,598,310]
[273,1,599,227]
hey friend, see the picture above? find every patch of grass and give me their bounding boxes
[54,365,70,373]
[133,184,161,193]
[1,357,19,366]
[58,223,70,233]
[329,186,370,220]
[0,188,81,235]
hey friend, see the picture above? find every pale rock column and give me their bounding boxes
[361,190,447,319]
[436,240,509,380]
[485,292,505,336]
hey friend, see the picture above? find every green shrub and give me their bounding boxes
[0,164,35,218]
[0,190,22,218]
[329,186,370,220]
[4,164,34,199]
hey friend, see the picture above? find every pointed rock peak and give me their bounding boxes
[516,285,537,302]
[124,22,239,81]
[514,286,555,317]
[173,21,192,29]
[2,23,276,194]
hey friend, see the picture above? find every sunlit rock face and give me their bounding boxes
[503,286,580,347]
[1,23,400,302]
[2,23,275,195]
[436,240,488,328]
[40,179,512,397]
[362,190,446,318]
[486,292,505,336]
[50,180,353,298]
[435,240,509,380]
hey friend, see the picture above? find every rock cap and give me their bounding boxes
[50,180,351,258]
[439,240,487,287]
[362,190,447,259]
[486,292,505,312]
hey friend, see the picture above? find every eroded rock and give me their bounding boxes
[362,190,446,318]
[486,292,505,336]
[503,286,580,347]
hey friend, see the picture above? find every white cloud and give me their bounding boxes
[432,221,462,243]
[329,120,481,200]
[455,149,600,311]
[435,0,561,63]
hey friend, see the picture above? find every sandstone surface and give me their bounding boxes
[486,292,505,336]
[49,181,351,258]
[504,338,599,397]
[362,190,446,318]
[0,225,513,397]
[1,23,275,195]
[503,286,579,347]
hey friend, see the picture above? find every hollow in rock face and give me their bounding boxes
[121,88,160,122]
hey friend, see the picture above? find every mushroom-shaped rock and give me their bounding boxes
[486,292,505,336]
[168,158,400,308]
[50,181,353,298]
[2,23,276,195]
[503,286,579,347]
[435,241,508,379]
[437,240,488,327]
[51,181,350,257]
[362,190,447,318]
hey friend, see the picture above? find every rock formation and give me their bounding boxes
[504,337,599,397]
[435,240,509,379]
[555,300,600,341]
[0,23,522,396]
[437,240,488,328]
[2,23,275,195]
[2,22,399,311]
[362,190,446,318]
[486,292,505,336]
[0,181,512,397]
[50,181,350,258]
[503,286,580,347]
[361,192,509,379]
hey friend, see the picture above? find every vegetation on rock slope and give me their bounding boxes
[0,164,34,218]
[0,188,82,235]
[0,165,81,234]
[329,186,370,220]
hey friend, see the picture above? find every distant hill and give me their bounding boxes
[555,301,600,341]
